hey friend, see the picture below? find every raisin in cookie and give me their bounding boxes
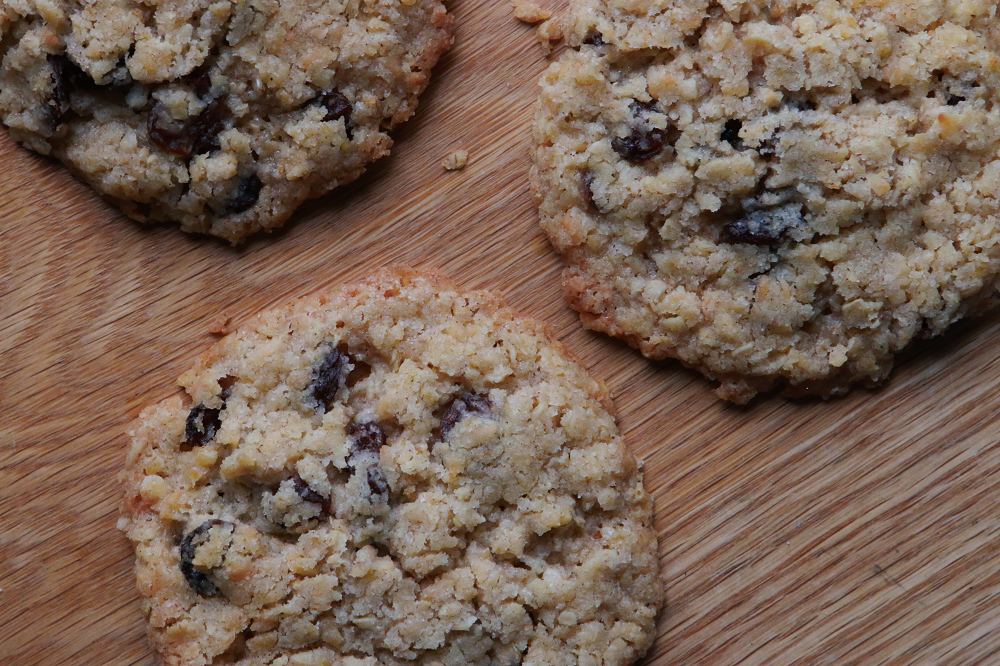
[118,268,662,666]
[532,0,1000,403]
[0,0,451,243]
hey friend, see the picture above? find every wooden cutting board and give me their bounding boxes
[4,0,1000,663]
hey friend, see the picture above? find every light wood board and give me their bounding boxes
[3,0,1000,663]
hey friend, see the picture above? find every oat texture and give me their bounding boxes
[532,0,1000,402]
[118,268,662,666]
[0,0,452,243]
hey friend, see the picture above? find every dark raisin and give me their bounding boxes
[631,99,658,114]
[367,467,389,496]
[346,422,388,497]
[47,55,90,123]
[580,171,597,210]
[583,32,605,46]
[317,90,352,122]
[315,90,353,138]
[349,421,386,454]
[291,475,330,513]
[47,53,131,123]
[189,63,214,99]
[188,97,227,156]
[47,57,72,122]
[179,520,233,596]
[433,393,491,442]
[463,393,490,412]
[147,102,191,155]
[612,101,672,163]
[613,127,668,162]
[946,95,965,106]
[183,404,224,448]
[721,119,744,149]
[292,475,325,505]
[226,174,262,214]
[724,203,804,245]
[311,346,348,413]
[147,88,227,157]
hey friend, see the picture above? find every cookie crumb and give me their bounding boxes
[512,0,551,23]
[537,17,564,53]
[208,315,233,335]
[442,149,469,171]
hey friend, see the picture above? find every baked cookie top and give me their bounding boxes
[0,0,451,243]
[118,268,662,666]
[532,0,1000,403]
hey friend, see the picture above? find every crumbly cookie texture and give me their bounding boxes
[0,0,452,243]
[536,17,565,53]
[531,0,1000,403]
[119,268,662,666]
[513,0,551,24]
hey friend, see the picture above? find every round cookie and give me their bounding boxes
[118,268,662,666]
[531,0,1000,403]
[0,0,452,243]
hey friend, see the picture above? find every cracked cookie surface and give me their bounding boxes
[118,268,662,666]
[0,0,451,243]
[532,0,1000,403]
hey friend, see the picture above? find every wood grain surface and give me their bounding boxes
[3,0,1000,664]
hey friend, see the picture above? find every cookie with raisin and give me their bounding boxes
[118,268,662,666]
[532,0,1000,403]
[0,0,452,243]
